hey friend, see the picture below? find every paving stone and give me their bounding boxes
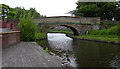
[2,42,62,67]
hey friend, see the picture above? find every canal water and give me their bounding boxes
[37,33,119,68]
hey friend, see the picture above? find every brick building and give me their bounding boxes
[0,18,20,48]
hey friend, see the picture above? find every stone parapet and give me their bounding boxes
[35,16,100,25]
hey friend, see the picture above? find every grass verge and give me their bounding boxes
[89,24,120,35]
[48,31,73,35]
[74,35,120,43]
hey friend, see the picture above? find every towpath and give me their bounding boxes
[2,42,61,67]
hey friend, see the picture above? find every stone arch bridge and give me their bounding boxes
[34,16,100,35]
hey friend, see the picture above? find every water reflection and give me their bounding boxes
[47,33,73,51]
[47,33,77,67]
[72,39,119,67]
[37,33,119,68]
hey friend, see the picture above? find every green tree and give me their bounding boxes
[29,8,40,18]
[74,4,99,17]
[13,7,26,18]
[98,2,117,20]
[0,4,16,19]
[71,1,120,21]
[14,7,41,18]
[18,13,37,41]
[0,4,44,19]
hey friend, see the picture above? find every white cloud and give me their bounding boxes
[0,0,77,16]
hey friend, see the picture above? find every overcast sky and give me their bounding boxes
[0,0,78,16]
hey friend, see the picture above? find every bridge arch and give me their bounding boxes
[35,16,100,35]
[46,24,79,35]
[60,25,79,35]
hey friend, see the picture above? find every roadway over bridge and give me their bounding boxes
[34,16,100,35]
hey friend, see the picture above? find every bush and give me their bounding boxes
[18,13,37,41]
[34,33,47,39]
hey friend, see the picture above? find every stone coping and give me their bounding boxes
[0,31,20,34]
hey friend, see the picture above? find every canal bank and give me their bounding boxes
[66,34,120,45]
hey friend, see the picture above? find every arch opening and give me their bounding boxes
[38,24,79,35]
[60,25,79,35]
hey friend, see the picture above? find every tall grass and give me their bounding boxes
[89,24,119,35]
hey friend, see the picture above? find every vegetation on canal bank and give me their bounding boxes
[34,33,47,40]
[48,31,73,35]
[19,13,47,41]
[74,24,120,43]
[89,25,120,35]
[18,13,37,41]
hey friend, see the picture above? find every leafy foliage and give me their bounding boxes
[34,33,47,39]
[18,13,37,41]
[0,4,43,19]
[14,7,41,18]
[29,8,41,18]
[72,2,120,21]
[0,4,16,19]
[74,4,99,17]
[38,25,45,33]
